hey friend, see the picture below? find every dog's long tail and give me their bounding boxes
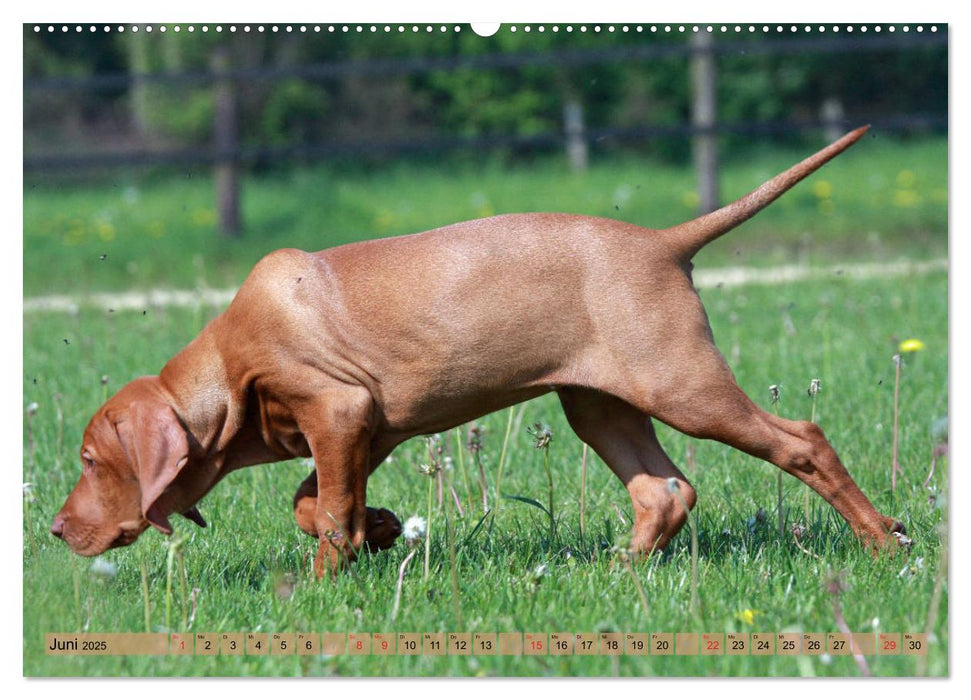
[661,125,870,261]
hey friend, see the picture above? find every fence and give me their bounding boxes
[24,29,948,235]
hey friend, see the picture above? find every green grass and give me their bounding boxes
[23,135,946,297]
[23,270,948,677]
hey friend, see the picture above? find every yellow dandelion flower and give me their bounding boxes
[736,608,759,625]
[192,209,216,227]
[96,221,116,242]
[893,190,921,208]
[812,180,832,199]
[373,210,395,233]
[899,338,925,353]
[896,170,917,188]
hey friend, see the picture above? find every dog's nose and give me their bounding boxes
[50,514,66,539]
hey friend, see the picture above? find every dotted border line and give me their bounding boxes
[32,24,941,35]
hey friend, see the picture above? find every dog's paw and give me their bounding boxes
[364,507,403,551]
[293,494,318,537]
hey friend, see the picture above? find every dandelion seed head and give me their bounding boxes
[403,515,426,543]
[274,572,297,600]
[892,530,913,550]
[527,422,552,449]
[417,462,440,477]
[808,378,821,397]
[611,531,633,556]
[898,556,925,579]
[90,557,118,580]
[524,562,548,593]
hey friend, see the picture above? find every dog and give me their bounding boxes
[51,125,906,577]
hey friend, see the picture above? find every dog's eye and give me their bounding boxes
[82,451,96,472]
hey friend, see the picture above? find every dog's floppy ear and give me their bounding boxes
[115,401,190,535]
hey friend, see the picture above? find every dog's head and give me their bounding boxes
[51,376,205,556]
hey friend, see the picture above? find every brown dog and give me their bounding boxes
[52,126,905,577]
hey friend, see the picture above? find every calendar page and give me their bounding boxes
[22,16,948,678]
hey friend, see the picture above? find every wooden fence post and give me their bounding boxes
[564,98,588,172]
[127,28,152,137]
[690,30,719,215]
[211,46,241,238]
[821,97,846,142]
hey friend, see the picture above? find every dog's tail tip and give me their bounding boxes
[664,124,872,260]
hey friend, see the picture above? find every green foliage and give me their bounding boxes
[260,80,329,145]
[147,89,215,144]
[24,26,947,164]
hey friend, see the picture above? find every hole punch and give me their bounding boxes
[470,23,500,37]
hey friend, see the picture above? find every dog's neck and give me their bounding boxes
[159,320,284,473]
[159,325,240,458]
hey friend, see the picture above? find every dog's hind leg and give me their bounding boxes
[558,388,696,555]
[618,336,905,550]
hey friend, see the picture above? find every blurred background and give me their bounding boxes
[23,24,948,296]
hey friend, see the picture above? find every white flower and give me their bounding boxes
[871,617,880,630]
[442,456,454,471]
[898,557,925,579]
[403,516,426,543]
[26,402,39,416]
[90,557,118,580]
[524,563,548,593]
[23,483,34,501]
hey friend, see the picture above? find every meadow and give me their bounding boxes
[23,137,948,677]
[23,135,946,296]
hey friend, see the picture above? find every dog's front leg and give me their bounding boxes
[293,472,403,551]
[298,388,374,578]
